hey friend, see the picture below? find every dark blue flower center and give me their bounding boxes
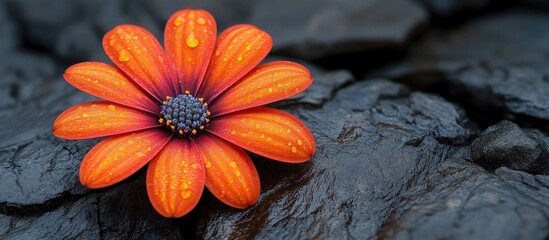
[159,91,210,137]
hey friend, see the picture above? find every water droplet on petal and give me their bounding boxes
[108,105,116,111]
[237,56,243,62]
[235,170,241,177]
[205,161,212,168]
[197,17,206,25]
[174,18,184,26]
[245,45,252,51]
[291,147,297,153]
[297,139,303,145]
[81,113,90,119]
[186,33,199,48]
[136,152,146,158]
[190,163,198,169]
[229,161,237,169]
[268,88,273,93]
[182,190,192,199]
[118,50,131,62]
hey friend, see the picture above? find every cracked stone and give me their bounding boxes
[375,10,549,128]
[196,79,476,239]
[378,159,549,240]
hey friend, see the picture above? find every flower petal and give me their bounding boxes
[197,24,272,101]
[80,129,171,188]
[53,101,159,140]
[165,9,217,94]
[209,107,315,163]
[211,61,313,116]
[195,134,260,209]
[146,138,205,218]
[103,25,178,101]
[64,62,160,114]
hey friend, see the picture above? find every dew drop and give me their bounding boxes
[297,139,303,146]
[287,142,292,146]
[174,18,184,26]
[197,17,206,25]
[220,190,226,197]
[107,105,116,111]
[81,113,90,119]
[229,161,237,169]
[231,130,236,135]
[205,161,212,168]
[245,45,252,51]
[190,163,198,169]
[235,170,241,177]
[136,152,146,158]
[118,50,131,62]
[237,56,243,62]
[260,134,265,139]
[183,168,189,174]
[185,33,199,48]
[268,87,273,93]
[109,39,116,46]
[254,124,261,129]
[114,81,121,86]
[291,147,297,153]
[182,190,192,199]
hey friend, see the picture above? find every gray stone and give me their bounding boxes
[471,120,549,174]
[378,159,549,240]
[250,0,427,59]
[374,10,549,127]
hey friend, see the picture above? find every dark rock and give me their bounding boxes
[417,0,507,20]
[250,0,427,59]
[7,0,76,50]
[0,133,95,207]
[280,70,355,107]
[374,10,549,127]
[0,181,184,239]
[196,79,475,239]
[0,1,19,53]
[471,120,549,174]
[378,159,549,240]
[54,21,101,61]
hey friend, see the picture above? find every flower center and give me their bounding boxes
[159,91,210,137]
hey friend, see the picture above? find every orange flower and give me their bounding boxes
[52,9,315,217]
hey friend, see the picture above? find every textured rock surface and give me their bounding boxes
[375,10,549,127]
[197,80,476,239]
[250,0,427,59]
[1,0,549,239]
[471,120,549,174]
[379,160,549,239]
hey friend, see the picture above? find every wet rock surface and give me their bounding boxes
[1,0,549,239]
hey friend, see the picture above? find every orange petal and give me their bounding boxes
[64,62,160,114]
[165,9,217,94]
[197,24,272,101]
[211,61,313,116]
[195,134,260,209]
[103,25,178,101]
[146,138,205,218]
[80,129,171,188]
[53,101,159,140]
[209,107,315,163]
